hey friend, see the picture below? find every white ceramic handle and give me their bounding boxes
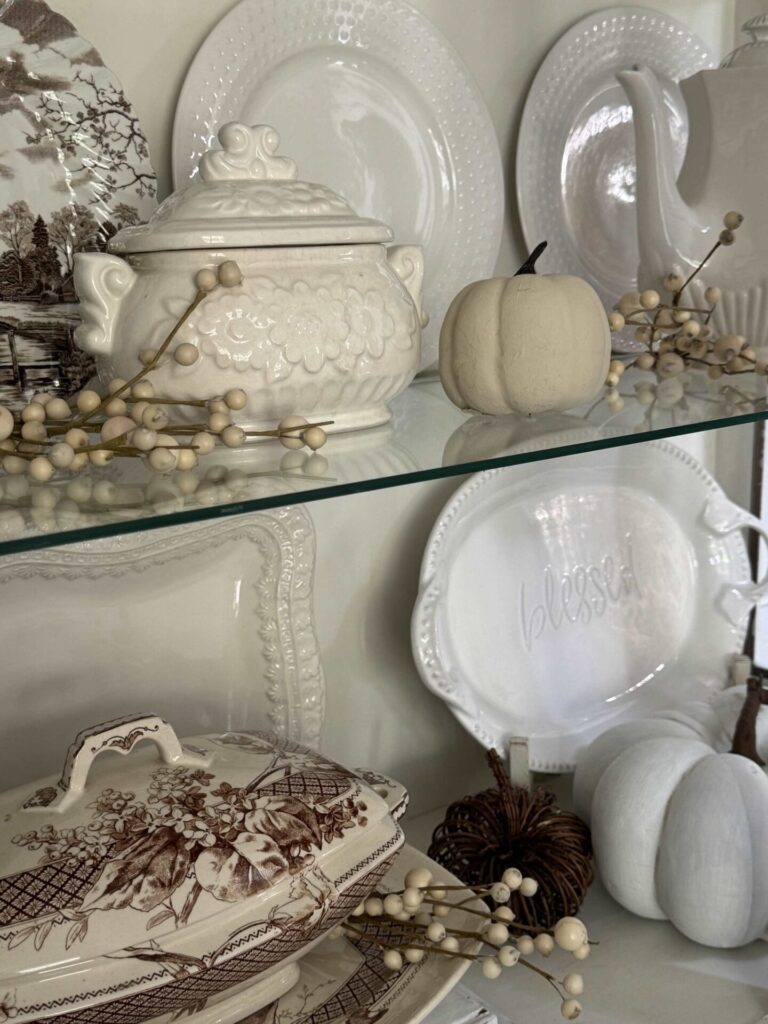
[388,245,429,328]
[73,253,136,357]
[24,714,210,814]
[704,499,768,625]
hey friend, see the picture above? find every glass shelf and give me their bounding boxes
[0,368,766,557]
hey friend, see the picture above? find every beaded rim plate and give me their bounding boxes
[171,0,504,373]
[0,508,325,791]
[516,6,714,310]
[412,440,768,773]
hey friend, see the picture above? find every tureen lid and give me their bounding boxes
[0,714,407,1021]
[110,122,394,253]
[721,15,768,67]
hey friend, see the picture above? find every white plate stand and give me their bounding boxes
[507,737,533,791]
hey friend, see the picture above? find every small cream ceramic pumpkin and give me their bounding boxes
[440,243,611,416]
[574,680,768,948]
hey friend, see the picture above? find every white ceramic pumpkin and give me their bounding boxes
[439,243,610,416]
[574,682,768,948]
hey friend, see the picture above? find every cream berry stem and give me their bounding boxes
[343,921,479,961]
[0,260,336,481]
[246,420,334,439]
[672,212,743,305]
[129,397,212,408]
[606,212,758,387]
[70,261,244,431]
[72,283,212,431]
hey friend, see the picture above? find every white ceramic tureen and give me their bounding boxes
[0,714,407,1024]
[73,122,426,435]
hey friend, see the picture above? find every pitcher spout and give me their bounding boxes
[618,66,703,281]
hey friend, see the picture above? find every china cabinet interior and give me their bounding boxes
[2,1,767,1023]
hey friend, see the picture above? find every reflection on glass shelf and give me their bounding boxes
[0,369,766,555]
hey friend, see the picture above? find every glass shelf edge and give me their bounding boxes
[1,402,766,559]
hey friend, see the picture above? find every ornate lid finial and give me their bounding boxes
[110,120,393,253]
[744,13,768,42]
[198,123,298,183]
[721,15,768,67]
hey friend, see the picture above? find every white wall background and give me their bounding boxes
[38,0,755,814]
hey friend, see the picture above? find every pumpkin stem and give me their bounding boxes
[730,675,768,765]
[515,241,548,276]
[487,749,522,847]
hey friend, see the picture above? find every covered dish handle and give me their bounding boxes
[23,714,211,815]
[354,768,409,821]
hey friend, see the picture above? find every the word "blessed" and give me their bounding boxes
[520,537,642,652]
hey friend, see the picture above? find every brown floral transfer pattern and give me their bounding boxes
[214,921,415,1024]
[8,734,366,956]
[11,850,400,1024]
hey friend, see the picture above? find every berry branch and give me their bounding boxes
[337,864,591,1020]
[0,261,332,483]
[604,212,758,403]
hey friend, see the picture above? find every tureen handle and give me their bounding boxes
[354,768,409,822]
[23,714,211,815]
[387,246,429,329]
[73,253,137,357]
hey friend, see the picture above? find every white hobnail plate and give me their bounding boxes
[516,7,714,319]
[412,440,768,773]
[171,0,504,373]
[0,508,325,791]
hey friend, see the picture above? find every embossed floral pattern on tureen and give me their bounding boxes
[159,181,354,222]
[7,734,365,957]
[263,280,350,373]
[345,288,397,360]
[192,291,282,377]
[176,272,416,380]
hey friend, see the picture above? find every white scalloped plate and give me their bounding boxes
[172,0,504,373]
[0,509,325,790]
[412,441,768,773]
[517,6,714,311]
